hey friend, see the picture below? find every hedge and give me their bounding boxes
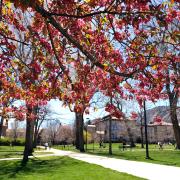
[0,138,25,146]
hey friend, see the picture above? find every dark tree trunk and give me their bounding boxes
[166,67,180,149]
[109,116,112,155]
[169,100,180,149]
[166,76,180,149]
[144,100,150,159]
[0,106,6,139]
[0,116,4,139]
[75,114,80,150]
[75,113,84,152]
[22,107,35,164]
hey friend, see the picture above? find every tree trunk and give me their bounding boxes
[166,70,180,149]
[22,107,35,164]
[0,106,6,139]
[0,116,4,139]
[75,113,84,152]
[109,116,112,155]
[75,114,80,150]
[169,102,180,149]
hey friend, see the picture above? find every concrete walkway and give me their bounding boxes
[49,148,180,180]
[1,148,180,180]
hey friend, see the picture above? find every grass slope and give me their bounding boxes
[0,156,144,180]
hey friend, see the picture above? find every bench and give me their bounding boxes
[119,144,132,151]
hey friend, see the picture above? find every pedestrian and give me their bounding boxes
[45,142,48,150]
[122,139,126,151]
[10,142,13,149]
[158,142,163,150]
[99,140,102,148]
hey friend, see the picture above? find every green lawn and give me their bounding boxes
[54,143,180,167]
[0,156,144,180]
[0,146,53,159]
[0,146,24,158]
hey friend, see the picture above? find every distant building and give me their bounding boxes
[90,115,140,143]
[90,114,177,143]
[147,121,176,143]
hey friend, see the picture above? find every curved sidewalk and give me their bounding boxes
[50,148,180,180]
[1,148,179,180]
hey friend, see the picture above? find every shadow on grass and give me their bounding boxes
[0,151,23,153]
[0,156,69,179]
[0,151,23,159]
[4,153,23,158]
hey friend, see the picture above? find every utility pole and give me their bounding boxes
[144,100,150,159]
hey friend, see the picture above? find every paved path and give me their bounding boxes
[49,148,180,180]
[1,148,180,180]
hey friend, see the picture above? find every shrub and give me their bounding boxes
[0,137,11,145]
[12,138,25,146]
[0,138,25,146]
[136,137,142,143]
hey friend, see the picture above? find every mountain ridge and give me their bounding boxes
[137,106,180,124]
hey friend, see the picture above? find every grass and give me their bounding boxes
[0,146,53,159]
[0,146,24,158]
[53,143,180,167]
[0,156,144,180]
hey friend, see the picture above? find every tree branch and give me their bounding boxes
[46,10,155,19]
[34,5,133,78]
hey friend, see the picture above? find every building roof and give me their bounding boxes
[91,115,135,125]
[148,121,172,126]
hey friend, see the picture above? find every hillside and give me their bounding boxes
[137,106,180,124]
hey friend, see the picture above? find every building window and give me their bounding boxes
[112,123,118,131]
[111,133,118,140]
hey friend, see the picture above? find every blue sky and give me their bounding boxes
[8,97,171,129]
[48,98,171,125]
[48,99,109,125]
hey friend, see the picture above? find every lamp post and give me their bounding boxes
[144,100,150,159]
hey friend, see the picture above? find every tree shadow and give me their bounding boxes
[0,156,69,179]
